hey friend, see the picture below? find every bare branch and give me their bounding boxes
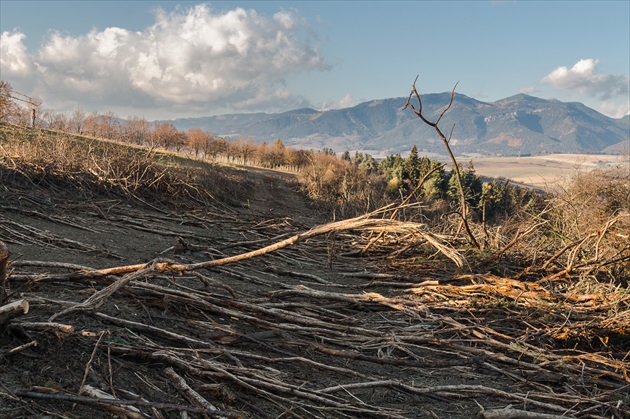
[404,78,480,248]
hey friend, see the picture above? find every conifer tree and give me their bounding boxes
[403,145,419,185]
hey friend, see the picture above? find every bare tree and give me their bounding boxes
[231,137,256,165]
[205,136,225,160]
[404,77,480,249]
[49,111,70,131]
[98,111,120,140]
[186,128,207,157]
[83,112,101,137]
[153,122,181,150]
[70,109,86,134]
[125,116,152,145]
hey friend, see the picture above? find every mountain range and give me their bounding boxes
[167,93,630,157]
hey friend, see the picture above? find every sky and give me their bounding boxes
[1,1,629,121]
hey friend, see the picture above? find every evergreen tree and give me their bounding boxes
[378,153,406,193]
[422,160,447,199]
[359,153,377,173]
[447,161,482,207]
[404,145,421,186]
[353,151,364,166]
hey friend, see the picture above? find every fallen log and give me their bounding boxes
[80,213,463,278]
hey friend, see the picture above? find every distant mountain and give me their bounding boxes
[167,94,630,157]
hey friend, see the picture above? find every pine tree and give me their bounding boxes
[404,145,421,186]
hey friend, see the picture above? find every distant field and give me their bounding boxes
[463,154,628,189]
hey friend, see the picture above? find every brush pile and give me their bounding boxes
[1,123,628,418]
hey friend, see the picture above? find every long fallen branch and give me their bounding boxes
[80,213,462,278]
[47,213,462,320]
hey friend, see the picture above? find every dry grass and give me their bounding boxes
[471,154,627,188]
[0,123,252,210]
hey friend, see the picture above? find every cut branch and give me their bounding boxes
[74,213,464,279]
[0,298,29,325]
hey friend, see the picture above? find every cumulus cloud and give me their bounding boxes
[0,5,329,116]
[0,31,34,75]
[542,58,629,100]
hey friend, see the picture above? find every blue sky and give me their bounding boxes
[1,1,628,120]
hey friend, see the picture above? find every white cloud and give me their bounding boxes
[320,93,355,110]
[542,58,629,101]
[597,101,630,119]
[0,31,34,75]
[519,86,536,95]
[0,5,329,117]
[338,93,355,108]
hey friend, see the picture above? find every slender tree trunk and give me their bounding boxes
[404,77,480,249]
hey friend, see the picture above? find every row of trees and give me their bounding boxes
[50,109,316,171]
[0,81,314,171]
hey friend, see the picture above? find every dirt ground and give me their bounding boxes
[0,164,628,418]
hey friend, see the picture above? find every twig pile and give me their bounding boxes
[1,206,628,418]
[1,122,628,418]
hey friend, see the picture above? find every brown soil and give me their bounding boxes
[0,164,628,418]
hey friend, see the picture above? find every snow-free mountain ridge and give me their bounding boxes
[167,93,629,157]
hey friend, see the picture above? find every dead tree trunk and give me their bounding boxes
[404,77,480,249]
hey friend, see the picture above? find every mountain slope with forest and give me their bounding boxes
[169,93,629,156]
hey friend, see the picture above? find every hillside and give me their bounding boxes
[168,93,629,157]
[1,124,628,418]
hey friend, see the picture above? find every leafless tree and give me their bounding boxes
[186,128,207,157]
[124,116,152,145]
[70,109,86,134]
[404,77,480,249]
[153,122,183,150]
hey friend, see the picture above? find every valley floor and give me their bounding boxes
[463,153,628,188]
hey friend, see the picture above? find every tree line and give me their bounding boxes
[1,79,538,222]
